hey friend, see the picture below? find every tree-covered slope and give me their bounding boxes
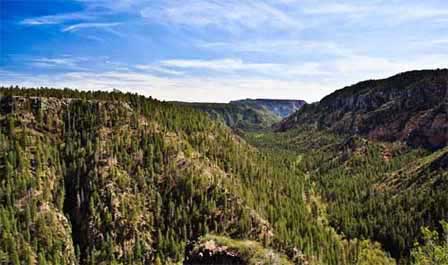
[182,99,305,131]
[245,127,448,264]
[0,87,392,265]
[247,70,448,264]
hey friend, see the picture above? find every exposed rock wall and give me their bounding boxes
[277,69,448,149]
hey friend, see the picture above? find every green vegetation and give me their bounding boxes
[181,102,281,131]
[256,69,448,264]
[182,99,304,131]
[3,84,445,265]
[245,127,448,264]
[411,221,448,264]
[188,234,293,265]
[0,86,392,265]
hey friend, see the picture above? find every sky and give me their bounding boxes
[1,0,448,103]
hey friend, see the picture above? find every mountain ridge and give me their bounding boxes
[277,69,448,150]
[230,98,306,118]
[180,98,305,131]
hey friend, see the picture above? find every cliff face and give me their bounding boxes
[230,99,306,118]
[277,70,448,149]
[181,102,281,131]
[180,99,305,131]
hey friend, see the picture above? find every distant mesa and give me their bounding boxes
[180,98,306,131]
[229,98,306,118]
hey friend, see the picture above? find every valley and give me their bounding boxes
[1,69,448,265]
[5,0,448,264]
[179,99,305,131]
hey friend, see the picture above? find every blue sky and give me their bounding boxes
[1,0,448,102]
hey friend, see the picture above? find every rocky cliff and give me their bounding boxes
[230,99,306,118]
[181,99,306,131]
[277,69,448,149]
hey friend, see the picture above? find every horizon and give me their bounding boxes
[1,0,448,103]
[2,68,445,104]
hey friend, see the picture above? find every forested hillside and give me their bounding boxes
[246,128,448,264]
[181,99,305,131]
[0,87,393,265]
[249,69,448,264]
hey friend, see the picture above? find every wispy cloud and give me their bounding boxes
[140,0,302,32]
[301,1,448,24]
[4,51,446,103]
[302,3,372,15]
[9,0,448,103]
[197,40,353,57]
[29,57,86,69]
[139,58,330,77]
[158,58,336,78]
[62,22,121,32]
[75,0,143,12]
[18,5,121,35]
[135,65,184,76]
[0,69,332,103]
[20,12,94,25]
[392,5,448,22]
[19,0,448,33]
[159,59,278,72]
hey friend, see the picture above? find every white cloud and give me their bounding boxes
[303,3,372,15]
[330,54,448,80]
[62,22,121,32]
[20,12,94,25]
[160,59,278,72]
[11,0,448,104]
[75,0,142,11]
[3,53,447,104]
[157,58,339,78]
[0,70,331,103]
[197,39,353,57]
[29,57,87,70]
[140,0,302,32]
[156,58,335,79]
[394,5,448,21]
[135,65,185,76]
[295,1,448,29]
